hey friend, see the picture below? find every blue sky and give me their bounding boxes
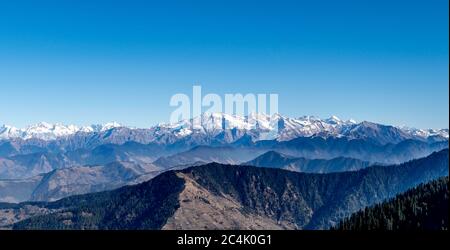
[0,0,448,129]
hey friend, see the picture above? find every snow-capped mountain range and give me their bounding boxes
[0,113,448,143]
[0,122,123,140]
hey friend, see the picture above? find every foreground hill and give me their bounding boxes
[8,149,449,230]
[336,177,449,230]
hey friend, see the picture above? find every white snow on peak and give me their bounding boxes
[1,113,448,142]
[0,125,22,140]
[0,122,124,141]
[100,122,123,132]
[155,113,356,142]
[155,113,448,142]
[400,126,449,139]
[326,115,342,124]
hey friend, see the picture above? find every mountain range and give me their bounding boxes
[0,122,123,141]
[0,113,448,205]
[1,113,448,143]
[3,149,448,230]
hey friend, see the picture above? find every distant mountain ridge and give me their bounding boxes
[0,132,447,180]
[5,149,448,230]
[1,113,448,143]
[245,151,372,173]
[0,122,123,141]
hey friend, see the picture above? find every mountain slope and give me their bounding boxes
[336,177,449,230]
[29,161,162,202]
[13,171,186,230]
[9,149,448,230]
[0,160,162,203]
[0,176,43,203]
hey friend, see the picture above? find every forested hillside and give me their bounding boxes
[337,177,449,230]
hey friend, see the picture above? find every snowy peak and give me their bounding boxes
[0,125,22,139]
[23,122,80,140]
[99,122,123,132]
[325,115,343,125]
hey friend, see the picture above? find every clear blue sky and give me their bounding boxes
[0,0,448,129]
